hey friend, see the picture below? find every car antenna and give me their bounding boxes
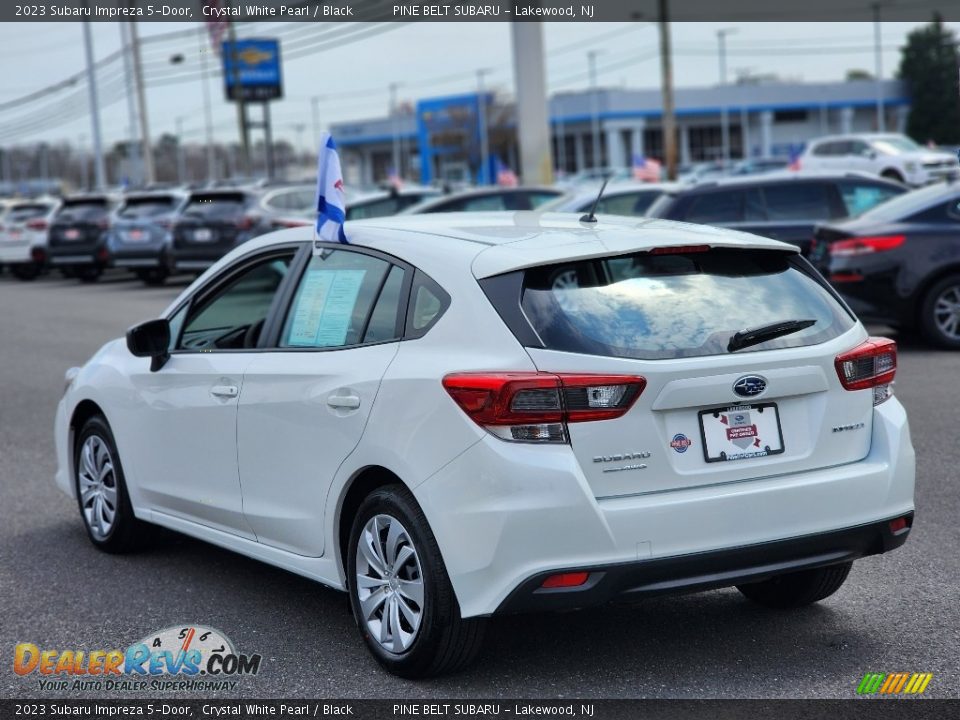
[579,178,609,223]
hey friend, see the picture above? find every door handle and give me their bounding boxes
[327,394,361,409]
[210,384,239,399]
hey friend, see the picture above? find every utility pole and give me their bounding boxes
[175,117,187,183]
[227,13,251,176]
[129,22,154,184]
[81,21,106,190]
[197,27,216,182]
[717,27,737,164]
[310,96,322,144]
[119,23,142,185]
[510,22,553,185]
[658,0,677,180]
[872,2,885,132]
[389,82,402,176]
[587,50,602,168]
[476,68,492,184]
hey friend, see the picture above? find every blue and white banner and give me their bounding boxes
[314,132,347,250]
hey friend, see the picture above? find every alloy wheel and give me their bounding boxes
[78,435,118,540]
[933,284,960,341]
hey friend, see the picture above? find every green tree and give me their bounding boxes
[897,15,960,145]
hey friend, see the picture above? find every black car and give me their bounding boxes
[170,190,272,273]
[812,181,960,349]
[107,191,187,285]
[646,172,906,255]
[46,194,119,281]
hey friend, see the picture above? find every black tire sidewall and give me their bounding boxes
[346,486,451,676]
[921,274,960,349]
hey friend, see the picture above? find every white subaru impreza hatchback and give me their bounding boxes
[55,213,915,677]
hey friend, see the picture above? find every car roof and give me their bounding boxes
[664,170,901,195]
[402,186,563,214]
[221,212,798,283]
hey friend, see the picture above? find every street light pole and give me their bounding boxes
[658,0,678,180]
[310,96,322,144]
[197,27,216,182]
[81,21,106,190]
[175,117,187,183]
[717,27,737,164]
[119,23,142,185]
[587,50,602,169]
[476,68,492,185]
[129,22,155,185]
[872,2,885,132]
[389,82,401,177]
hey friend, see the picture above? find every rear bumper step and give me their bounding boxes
[494,513,912,615]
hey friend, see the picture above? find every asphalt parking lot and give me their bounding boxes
[2,269,958,700]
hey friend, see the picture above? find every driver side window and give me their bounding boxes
[178,253,294,351]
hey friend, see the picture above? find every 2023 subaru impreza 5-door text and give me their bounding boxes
[54,212,915,678]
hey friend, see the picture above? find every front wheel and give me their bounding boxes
[74,415,147,553]
[347,485,485,678]
[919,273,960,349]
[737,562,852,609]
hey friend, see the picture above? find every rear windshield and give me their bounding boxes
[8,204,52,221]
[55,200,110,222]
[519,249,854,360]
[183,194,246,221]
[118,196,178,218]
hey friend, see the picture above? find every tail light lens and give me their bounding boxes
[26,220,48,231]
[835,337,896,405]
[830,235,905,257]
[97,218,110,230]
[442,373,646,443]
[156,219,172,230]
[236,216,256,231]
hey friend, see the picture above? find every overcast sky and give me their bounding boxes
[1,20,958,151]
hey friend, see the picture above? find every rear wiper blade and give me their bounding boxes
[727,319,817,353]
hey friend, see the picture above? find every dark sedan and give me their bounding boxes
[812,181,960,349]
[46,194,119,282]
[107,192,186,285]
[646,172,906,255]
[170,190,272,273]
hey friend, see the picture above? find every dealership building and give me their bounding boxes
[330,78,909,185]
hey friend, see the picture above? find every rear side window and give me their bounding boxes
[184,194,246,221]
[347,196,405,220]
[119,196,177,219]
[519,249,854,360]
[837,181,904,217]
[683,191,744,224]
[595,191,660,217]
[761,183,834,221]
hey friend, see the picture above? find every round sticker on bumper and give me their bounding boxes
[670,433,692,453]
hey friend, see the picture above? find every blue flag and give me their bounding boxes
[314,132,347,247]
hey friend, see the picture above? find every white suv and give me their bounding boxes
[54,213,915,677]
[800,133,958,186]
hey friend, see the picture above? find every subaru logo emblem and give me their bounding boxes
[733,375,767,398]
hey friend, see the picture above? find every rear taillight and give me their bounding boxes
[157,219,172,230]
[97,218,110,230]
[442,372,646,443]
[26,220,48,231]
[835,337,896,405]
[236,216,256,231]
[830,235,905,257]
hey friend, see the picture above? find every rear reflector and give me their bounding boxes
[442,372,646,443]
[830,235,905,257]
[835,337,896,404]
[888,517,910,534]
[541,572,590,589]
[830,272,864,283]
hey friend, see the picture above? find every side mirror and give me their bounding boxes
[126,319,171,372]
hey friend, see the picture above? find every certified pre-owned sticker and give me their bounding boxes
[670,433,692,453]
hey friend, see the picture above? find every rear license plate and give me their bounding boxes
[64,228,81,240]
[192,228,214,242]
[126,229,145,242]
[698,403,785,463]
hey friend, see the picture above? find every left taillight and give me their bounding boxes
[830,234,905,257]
[835,337,896,405]
[26,219,48,231]
[441,372,646,443]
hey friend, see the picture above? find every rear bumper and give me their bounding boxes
[414,398,915,618]
[495,514,912,614]
[48,245,105,266]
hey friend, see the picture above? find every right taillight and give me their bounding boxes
[835,337,897,405]
[829,235,905,257]
[442,372,646,443]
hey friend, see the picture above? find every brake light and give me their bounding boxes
[442,372,646,443]
[829,272,865,283]
[649,244,710,255]
[236,216,256,231]
[830,235,905,257]
[26,219,48,231]
[835,337,896,405]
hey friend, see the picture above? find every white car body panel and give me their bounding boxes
[54,213,915,618]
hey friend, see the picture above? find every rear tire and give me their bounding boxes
[136,268,168,286]
[737,562,852,609]
[919,273,960,349]
[346,484,485,678]
[74,415,147,553]
[77,266,102,283]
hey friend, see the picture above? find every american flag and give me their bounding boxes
[495,157,518,187]
[386,166,403,190]
[788,146,803,171]
[632,153,662,183]
[204,0,228,55]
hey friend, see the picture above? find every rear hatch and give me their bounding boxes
[483,245,874,500]
[113,195,180,247]
[2,202,52,246]
[173,192,249,256]
[49,198,111,250]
